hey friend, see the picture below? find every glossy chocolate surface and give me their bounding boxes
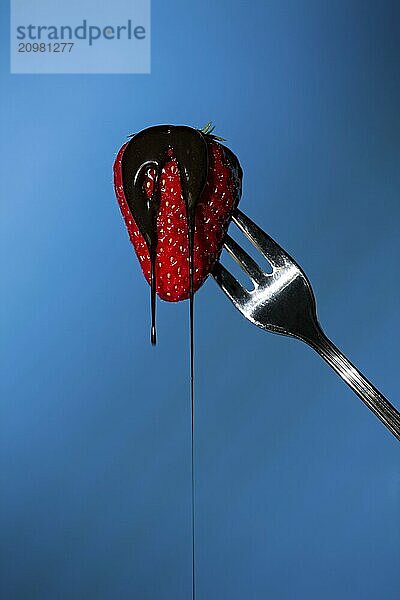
[120,125,209,344]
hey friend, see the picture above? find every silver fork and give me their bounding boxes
[212,209,400,442]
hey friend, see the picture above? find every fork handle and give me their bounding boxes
[306,327,400,442]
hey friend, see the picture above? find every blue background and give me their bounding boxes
[1,1,399,598]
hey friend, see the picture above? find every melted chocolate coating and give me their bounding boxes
[121,125,216,600]
[120,125,209,344]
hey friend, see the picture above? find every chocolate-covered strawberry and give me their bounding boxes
[113,124,242,342]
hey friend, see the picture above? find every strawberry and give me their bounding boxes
[113,124,242,303]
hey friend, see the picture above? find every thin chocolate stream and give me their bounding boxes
[121,126,209,600]
[187,219,196,600]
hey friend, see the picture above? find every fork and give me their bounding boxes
[212,209,400,442]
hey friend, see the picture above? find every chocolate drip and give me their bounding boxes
[121,126,208,600]
[120,125,209,344]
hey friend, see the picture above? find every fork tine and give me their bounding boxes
[233,209,289,269]
[211,262,249,304]
[223,234,264,286]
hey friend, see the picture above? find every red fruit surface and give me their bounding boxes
[113,136,242,301]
